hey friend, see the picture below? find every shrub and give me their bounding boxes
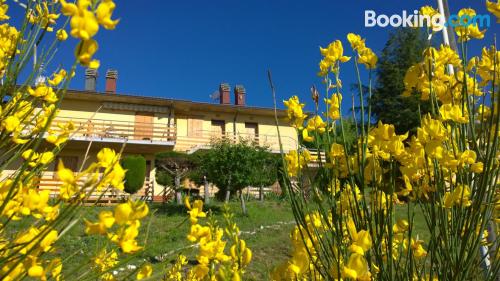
[121,155,146,194]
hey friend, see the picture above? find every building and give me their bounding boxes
[29,69,298,202]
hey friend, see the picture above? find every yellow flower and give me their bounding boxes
[487,0,500,22]
[346,218,372,255]
[443,184,472,208]
[420,6,442,31]
[283,96,307,129]
[393,219,409,233]
[302,128,314,142]
[85,211,115,235]
[89,59,100,69]
[62,0,99,40]
[358,48,377,69]
[320,40,351,64]
[28,85,58,103]
[75,39,99,66]
[40,229,58,252]
[96,0,119,30]
[184,198,207,224]
[114,200,149,225]
[109,221,143,253]
[38,151,55,165]
[459,150,477,166]
[347,33,366,51]
[342,253,370,280]
[136,263,152,280]
[93,249,119,272]
[97,147,118,168]
[48,69,67,86]
[471,162,484,173]
[284,149,314,177]
[454,8,486,42]
[439,104,469,123]
[2,115,20,132]
[187,224,211,242]
[325,93,342,120]
[0,0,9,21]
[28,265,44,278]
[56,29,68,41]
[306,115,326,135]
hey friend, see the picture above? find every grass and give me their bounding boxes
[45,200,295,280]
[5,198,429,280]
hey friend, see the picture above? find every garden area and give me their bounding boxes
[0,0,500,280]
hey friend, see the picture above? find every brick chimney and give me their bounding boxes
[219,83,230,104]
[234,85,245,106]
[105,69,118,93]
[85,68,97,91]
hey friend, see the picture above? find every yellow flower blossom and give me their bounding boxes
[56,29,68,41]
[2,115,20,132]
[325,93,342,120]
[454,8,486,42]
[283,96,307,129]
[48,69,67,86]
[439,104,469,123]
[342,253,371,280]
[487,0,500,22]
[75,39,99,66]
[85,210,115,235]
[96,0,119,30]
[184,197,207,224]
[443,184,472,208]
[136,263,152,280]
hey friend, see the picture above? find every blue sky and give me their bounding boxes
[11,1,500,112]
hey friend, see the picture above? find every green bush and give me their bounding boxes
[156,170,173,187]
[121,155,146,194]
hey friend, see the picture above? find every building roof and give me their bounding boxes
[66,89,288,118]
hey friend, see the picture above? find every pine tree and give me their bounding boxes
[370,28,431,134]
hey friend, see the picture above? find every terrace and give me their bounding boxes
[51,116,177,146]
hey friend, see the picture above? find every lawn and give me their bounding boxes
[6,198,429,280]
[51,200,295,280]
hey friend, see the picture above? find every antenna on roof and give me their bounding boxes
[209,91,220,101]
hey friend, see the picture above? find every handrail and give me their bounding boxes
[51,116,176,142]
[181,129,298,152]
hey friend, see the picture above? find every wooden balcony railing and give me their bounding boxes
[51,116,176,143]
[179,130,298,153]
[36,176,156,204]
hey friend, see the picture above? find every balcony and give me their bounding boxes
[36,175,157,205]
[176,130,298,154]
[51,116,176,146]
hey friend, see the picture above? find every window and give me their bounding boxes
[211,120,226,137]
[245,122,259,141]
[188,118,203,137]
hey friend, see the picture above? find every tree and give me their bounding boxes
[187,150,211,204]
[251,147,279,201]
[156,151,194,205]
[200,139,267,215]
[121,155,146,194]
[155,169,174,202]
[370,27,431,134]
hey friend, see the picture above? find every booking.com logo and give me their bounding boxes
[365,10,491,31]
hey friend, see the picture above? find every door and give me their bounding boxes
[135,112,154,140]
[211,120,225,138]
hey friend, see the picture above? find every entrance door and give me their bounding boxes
[135,112,154,140]
[211,120,225,138]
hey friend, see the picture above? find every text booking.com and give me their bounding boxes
[365,10,491,30]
